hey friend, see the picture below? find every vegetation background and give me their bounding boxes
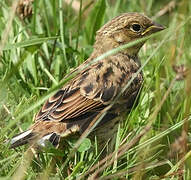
[0,0,191,179]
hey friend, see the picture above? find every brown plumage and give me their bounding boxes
[9,13,165,151]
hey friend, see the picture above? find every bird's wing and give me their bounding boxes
[35,58,121,123]
[35,86,104,122]
[35,54,142,123]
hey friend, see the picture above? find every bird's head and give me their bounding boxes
[94,12,165,56]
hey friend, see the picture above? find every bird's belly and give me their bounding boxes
[90,115,123,154]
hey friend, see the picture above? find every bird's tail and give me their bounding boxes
[9,129,60,148]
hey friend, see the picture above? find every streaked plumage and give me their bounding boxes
[9,13,165,151]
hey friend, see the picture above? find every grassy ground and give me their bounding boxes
[0,0,191,179]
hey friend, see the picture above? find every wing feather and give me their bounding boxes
[35,55,141,125]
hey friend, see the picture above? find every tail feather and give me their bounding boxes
[37,133,60,147]
[9,130,34,148]
[9,130,60,148]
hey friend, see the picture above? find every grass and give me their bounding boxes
[0,0,191,179]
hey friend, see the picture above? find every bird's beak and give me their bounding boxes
[141,22,166,36]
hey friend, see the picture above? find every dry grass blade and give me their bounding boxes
[16,0,34,19]
[3,104,15,120]
[153,1,176,19]
[170,0,191,178]
[164,150,191,178]
[12,148,34,180]
[99,160,168,180]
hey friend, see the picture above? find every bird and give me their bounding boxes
[9,12,165,152]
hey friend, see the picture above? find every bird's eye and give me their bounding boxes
[131,23,142,32]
